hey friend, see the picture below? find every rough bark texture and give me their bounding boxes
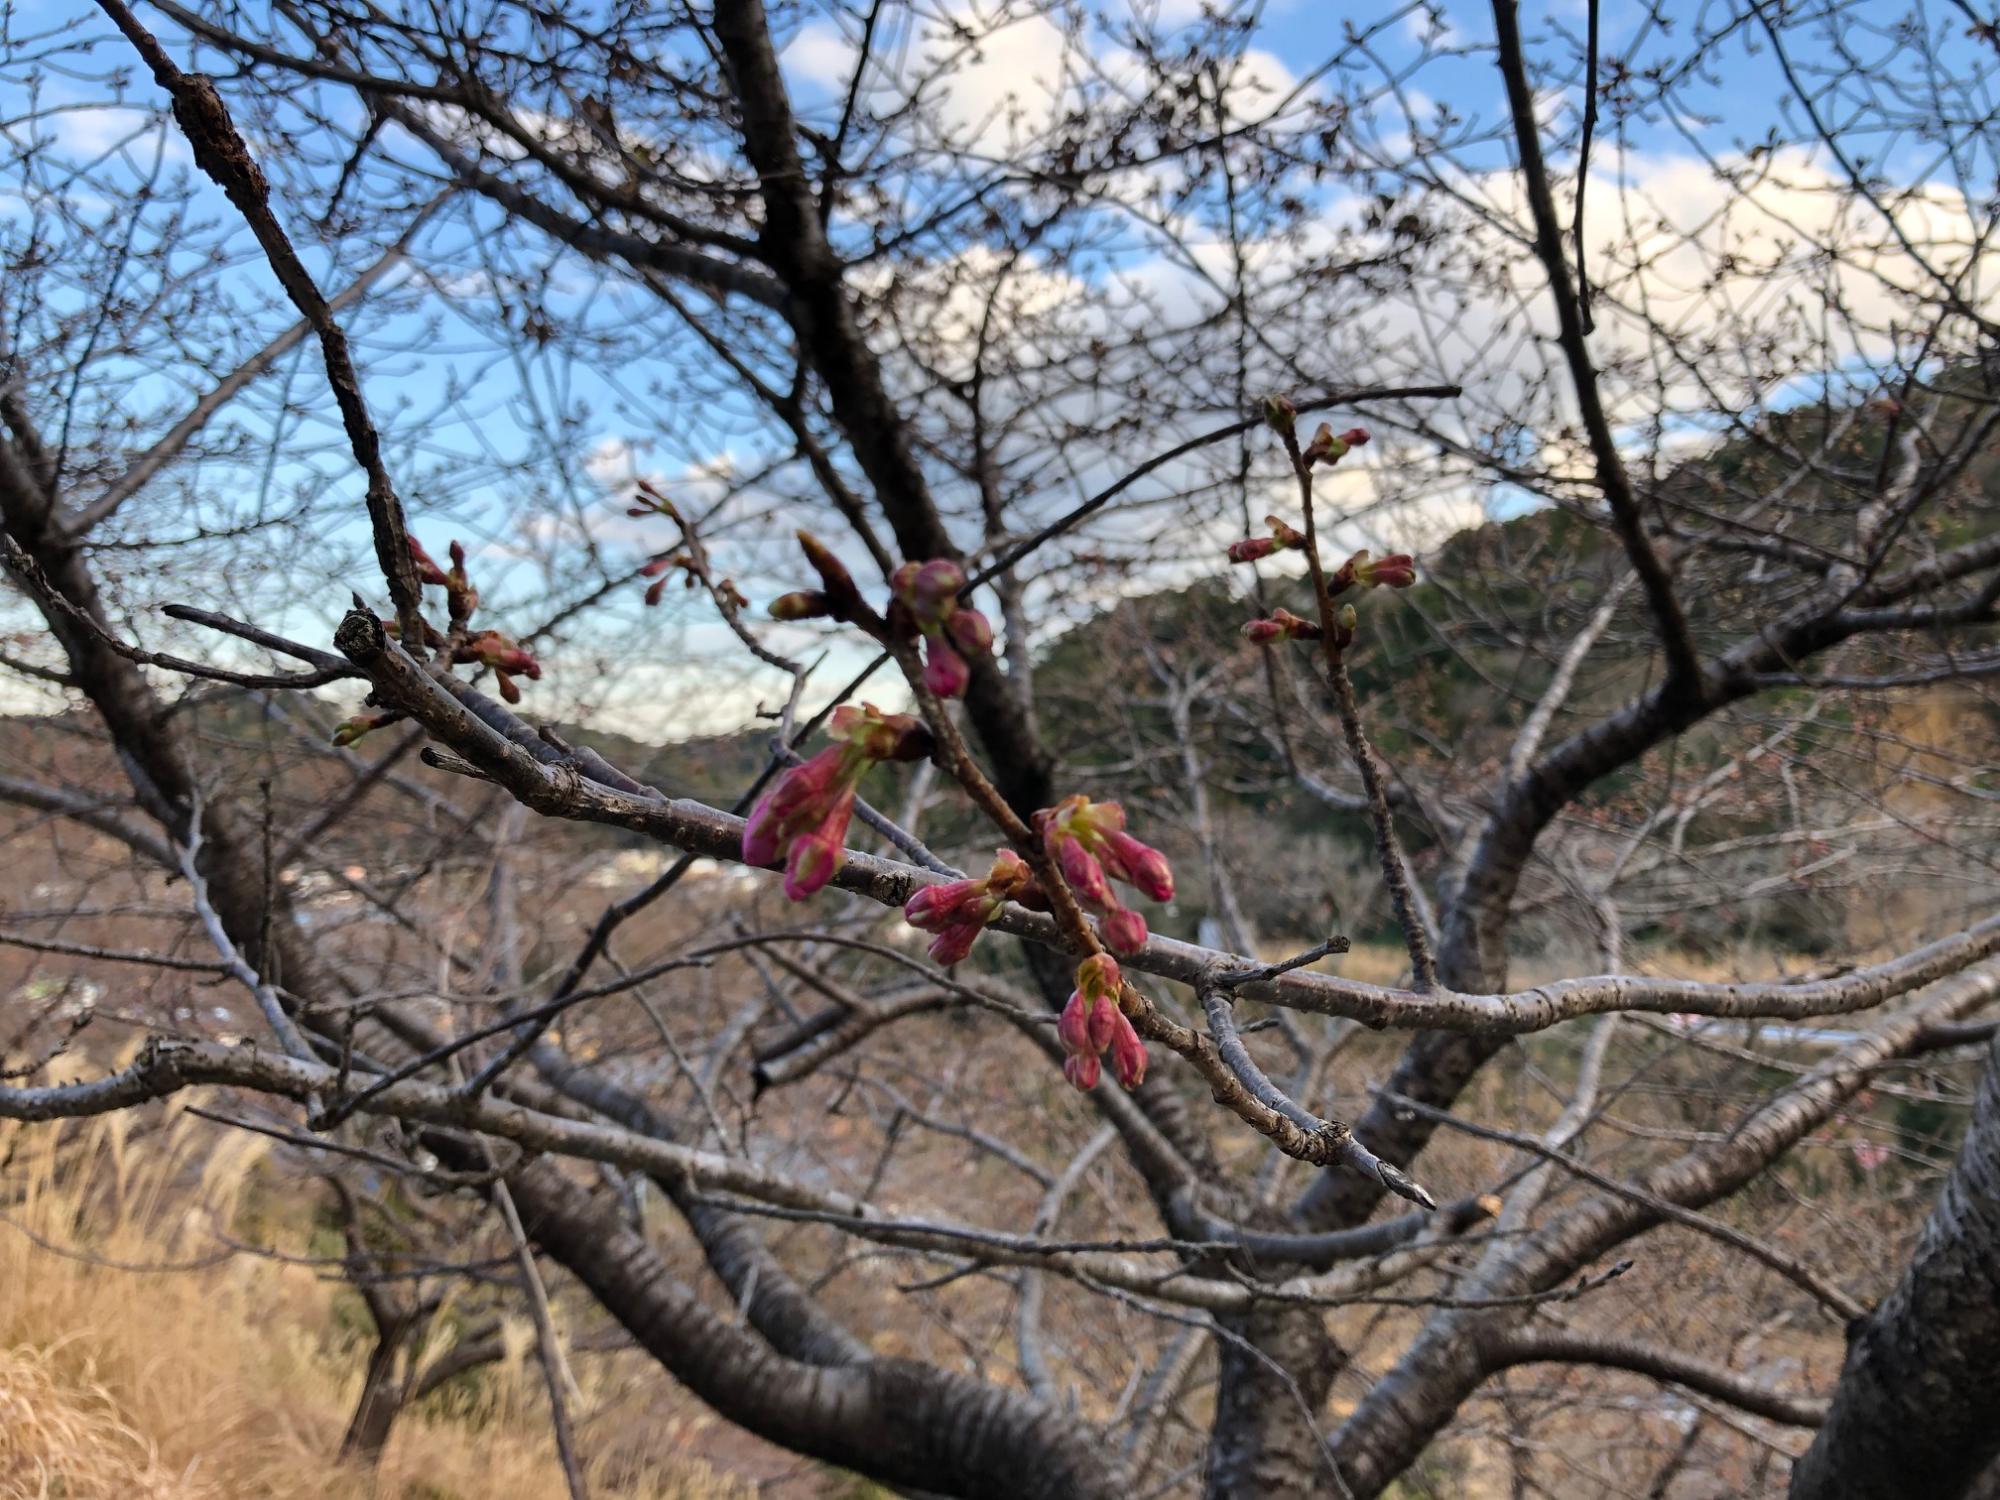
[1203,1304,1345,1499]
[1790,1035,2000,1500]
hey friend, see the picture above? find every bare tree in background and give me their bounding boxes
[4,0,1999,1495]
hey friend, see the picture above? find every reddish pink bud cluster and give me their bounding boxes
[625,477,681,522]
[1226,514,1310,566]
[408,536,450,588]
[1301,422,1370,468]
[639,552,696,607]
[1057,954,1146,1091]
[453,629,543,703]
[1337,549,1417,591]
[404,537,541,699]
[903,848,1034,965]
[890,559,994,700]
[743,705,934,901]
[1241,607,1324,645]
[1034,794,1174,956]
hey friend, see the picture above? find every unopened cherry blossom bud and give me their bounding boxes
[829,703,934,763]
[1087,985,1121,1051]
[893,558,967,622]
[1266,516,1307,550]
[331,711,395,748]
[1063,1052,1101,1090]
[1339,427,1370,447]
[1103,830,1174,902]
[1352,551,1416,588]
[924,921,983,966]
[408,537,449,587]
[1228,536,1277,565]
[783,814,849,901]
[1108,1010,1147,1088]
[1242,617,1286,644]
[769,590,832,621]
[1262,394,1297,437]
[796,531,868,621]
[1056,834,1111,905]
[1242,608,1322,645]
[946,606,993,656]
[922,636,971,700]
[1058,991,1092,1055]
[1099,905,1148,956]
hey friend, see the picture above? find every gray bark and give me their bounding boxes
[1791,1035,2000,1500]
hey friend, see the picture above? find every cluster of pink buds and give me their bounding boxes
[1057,954,1146,1090]
[902,849,1034,965]
[624,477,680,522]
[761,536,996,701]
[743,704,934,901]
[1302,422,1370,468]
[638,551,696,607]
[1334,548,1417,591]
[392,537,544,701]
[1227,514,1308,565]
[1035,794,1174,957]
[453,629,543,703]
[1243,605,1363,652]
[889,559,994,700]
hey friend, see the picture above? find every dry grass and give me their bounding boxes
[0,1088,752,1500]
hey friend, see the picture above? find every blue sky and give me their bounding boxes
[4,0,1991,733]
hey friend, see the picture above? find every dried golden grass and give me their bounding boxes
[0,1083,752,1500]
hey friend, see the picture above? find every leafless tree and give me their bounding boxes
[3,0,1999,1495]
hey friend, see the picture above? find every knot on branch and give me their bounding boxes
[334,607,391,666]
[1301,1119,1355,1167]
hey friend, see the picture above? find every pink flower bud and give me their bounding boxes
[926,921,983,966]
[894,558,966,621]
[1266,516,1307,550]
[408,537,449,587]
[1058,991,1093,1055]
[1103,831,1174,902]
[922,637,970,699]
[783,809,850,900]
[1353,551,1416,588]
[1099,905,1148,956]
[829,704,934,763]
[1339,427,1370,447]
[1108,1010,1147,1089]
[946,606,993,656]
[1242,608,1321,645]
[1055,835,1111,905]
[1063,1052,1101,1091]
[1301,422,1347,466]
[1242,617,1286,644]
[903,879,980,931]
[1086,986,1121,1051]
[1228,536,1277,564]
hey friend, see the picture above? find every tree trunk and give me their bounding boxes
[338,1330,409,1466]
[1790,1036,2000,1500]
[1204,1305,1345,1498]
